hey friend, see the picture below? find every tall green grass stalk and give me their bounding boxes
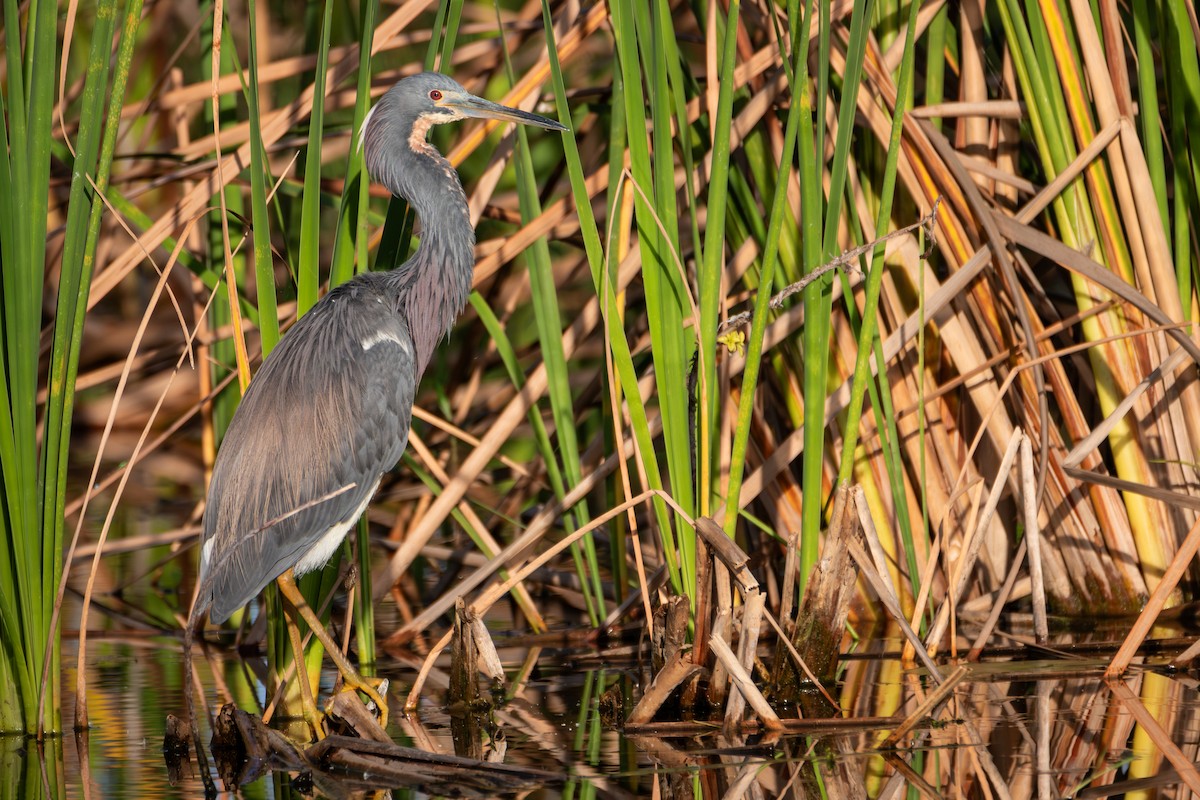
[610,0,697,593]
[245,0,281,356]
[1,0,136,734]
[1160,0,1200,315]
[0,0,56,726]
[836,0,923,603]
[698,0,741,523]
[798,0,875,585]
[297,0,335,317]
[346,0,381,676]
[0,0,56,734]
[722,2,808,546]
[494,21,604,624]
[539,1,682,593]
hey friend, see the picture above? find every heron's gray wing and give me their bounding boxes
[197,282,415,623]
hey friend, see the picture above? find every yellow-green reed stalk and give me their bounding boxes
[245,0,280,356]
[203,1,249,433]
[604,63,633,605]
[1126,671,1172,793]
[996,0,1170,588]
[837,193,920,615]
[925,3,949,132]
[344,0,382,675]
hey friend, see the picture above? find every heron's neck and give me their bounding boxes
[383,145,475,375]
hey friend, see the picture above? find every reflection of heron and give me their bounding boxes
[186,72,566,738]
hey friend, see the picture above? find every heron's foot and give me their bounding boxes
[304,707,328,743]
[292,689,328,743]
[336,674,390,730]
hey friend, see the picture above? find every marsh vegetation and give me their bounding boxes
[4,0,1200,796]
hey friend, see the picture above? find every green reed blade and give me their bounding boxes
[1164,0,1200,312]
[698,0,741,520]
[0,0,84,732]
[330,0,379,290]
[795,0,827,580]
[642,0,697,580]
[349,0,381,672]
[724,4,807,546]
[540,0,681,591]
[245,0,280,355]
[612,0,696,591]
[835,0,922,602]
[297,0,335,315]
[925,3,949,130]
[493,14,603,623]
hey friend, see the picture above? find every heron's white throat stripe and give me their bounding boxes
[361,331,410,352]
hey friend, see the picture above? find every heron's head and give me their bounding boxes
[359,72,566,158]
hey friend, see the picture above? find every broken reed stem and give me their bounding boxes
[925,429,1024,656]
[625,650,703,725]
[1019,432,1048,644]
[852,490,945,682]
[710,633,783,731]
[759,610,841,712]
[879,665,969,749]
[1108,512,1200,676]
[966,538,1027,661]
[778,530,799,629]
[706,606,730,709]
[692,517,764,712]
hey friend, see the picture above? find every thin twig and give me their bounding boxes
[718,200,939,334]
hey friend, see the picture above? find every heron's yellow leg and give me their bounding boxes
[280,600,326,742]
[276,569,389,729]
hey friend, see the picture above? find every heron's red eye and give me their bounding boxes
[429,89,443,101]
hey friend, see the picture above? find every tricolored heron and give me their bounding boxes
[185,72,566,739]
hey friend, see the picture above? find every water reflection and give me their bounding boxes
[5,632,1200,798]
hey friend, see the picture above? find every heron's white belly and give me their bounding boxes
[293,479,380,575]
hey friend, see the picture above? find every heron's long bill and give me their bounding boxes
[442,93,568,132]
